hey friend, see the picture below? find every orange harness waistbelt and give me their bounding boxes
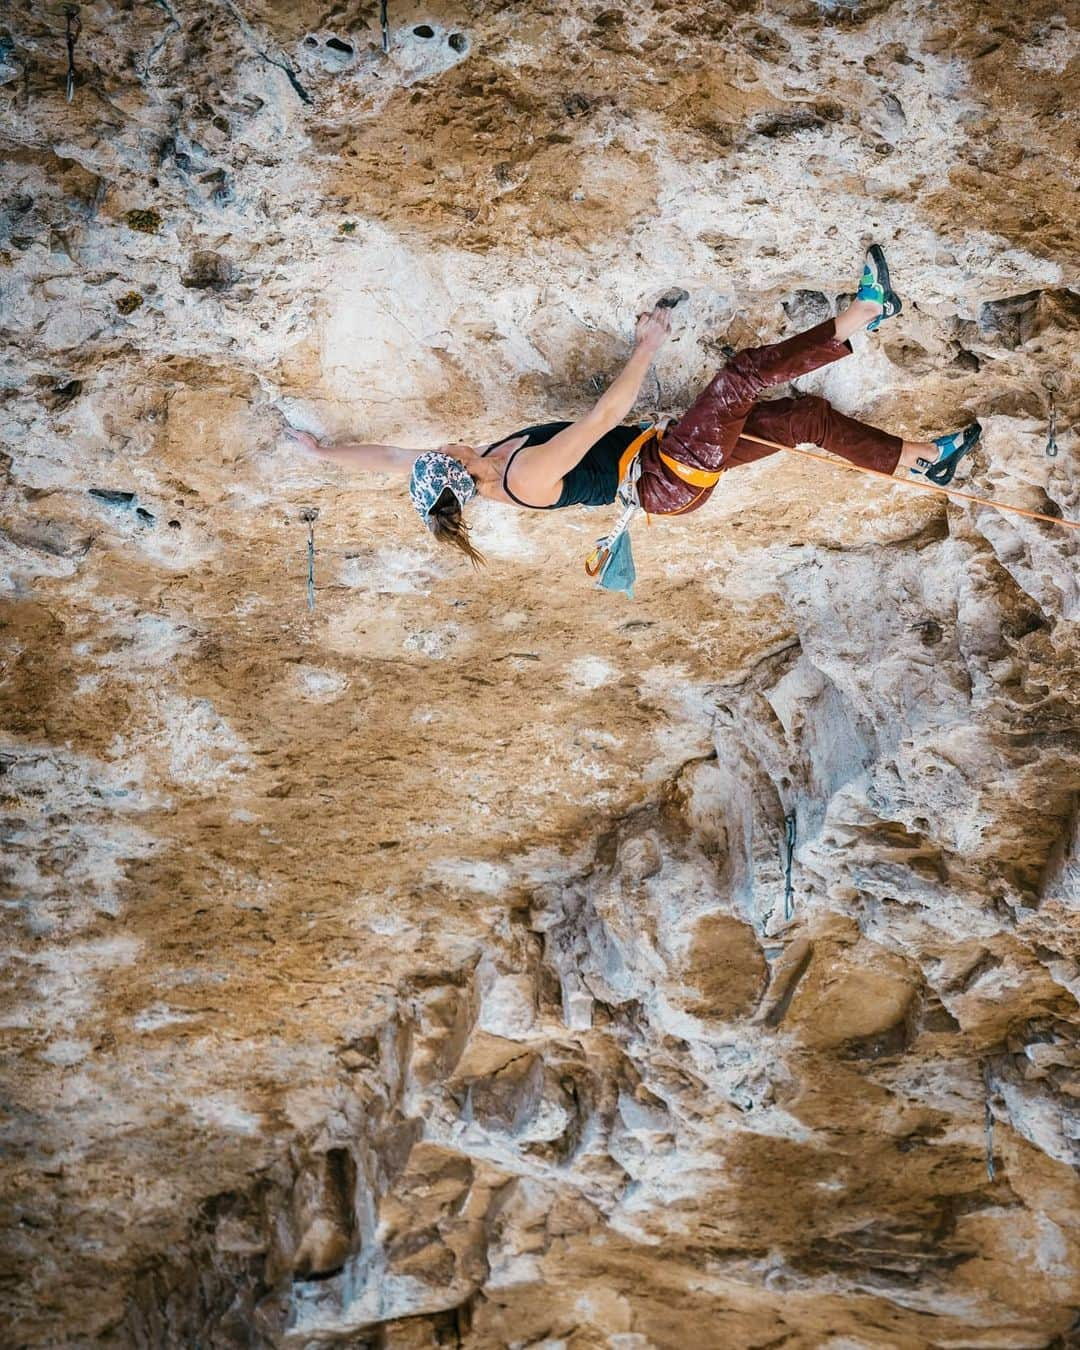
[616,424,658,485]
[612,425,722,520]
[616,425,721,491]
[657,447,722,489]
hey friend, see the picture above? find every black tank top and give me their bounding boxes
[487,422,643,509]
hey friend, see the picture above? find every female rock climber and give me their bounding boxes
[285,246,981,576]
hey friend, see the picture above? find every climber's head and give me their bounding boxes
[409,450,485,568]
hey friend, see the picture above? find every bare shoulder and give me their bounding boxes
[506,414,605,501]
[480,434,562,508]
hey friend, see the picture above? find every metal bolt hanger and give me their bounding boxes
[1042,372,1060,459]
[38,0,95,102]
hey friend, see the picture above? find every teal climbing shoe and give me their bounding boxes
[858,243,902,332]
[912,421,982,486]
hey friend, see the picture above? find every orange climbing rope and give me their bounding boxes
[736,433,1079,531]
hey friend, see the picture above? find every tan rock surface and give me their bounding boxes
[1,1,1078,1346]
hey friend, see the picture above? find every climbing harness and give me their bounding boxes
[659,444,722,492]
[586,405,731,591]
[300,507,318,611]
[782,813,796,921]
[651,443,722,518]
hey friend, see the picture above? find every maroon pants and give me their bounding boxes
[637,318,903,516]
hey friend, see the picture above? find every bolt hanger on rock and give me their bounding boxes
[299,507,321,612]
[39,0,91,102]
[1042,371,1061,458]
[782,814,796,922]
[63,4,79,101]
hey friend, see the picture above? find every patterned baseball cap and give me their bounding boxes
[409,451,478,528]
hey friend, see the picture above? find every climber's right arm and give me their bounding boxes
[284,428,420,474]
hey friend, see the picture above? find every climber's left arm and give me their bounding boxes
[504,308,670,502]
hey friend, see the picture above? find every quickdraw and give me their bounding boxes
[39,2,84,102]
[782,813,796,921]
[300,507,318,611]
[584,423,657,579]
[1043,373,1060,459]
[584,493,638,579]
[585,421,740,580]
[64,5,80,101]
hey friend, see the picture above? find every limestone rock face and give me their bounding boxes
[1,1,1078,1347]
